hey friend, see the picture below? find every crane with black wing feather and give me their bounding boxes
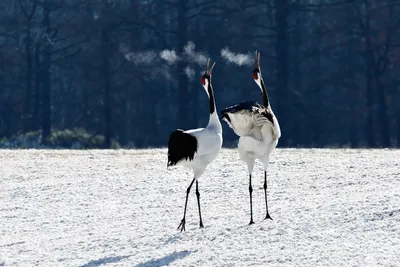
[221,51,281,224]
[167,59,223,232]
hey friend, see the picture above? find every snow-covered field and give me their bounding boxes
[1,148,399,267]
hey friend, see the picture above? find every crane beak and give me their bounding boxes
[205,58,216,75]
[209,62,216,73]
[254,51,260,69]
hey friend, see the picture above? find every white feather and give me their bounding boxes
[223,104,280,174]
[224,108,280,142]
[174,113,222,180]
[186,128,222,158]
[179,128,222,177]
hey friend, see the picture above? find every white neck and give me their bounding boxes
[207,111,222,133]
[254,78,262,92]
[202,80,210,97]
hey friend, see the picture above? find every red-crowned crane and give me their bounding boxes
[221,51,281,224]
[167,59,223,231]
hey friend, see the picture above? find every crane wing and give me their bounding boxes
[185,128,222,157]
[221,101,276,138]
[167,129,198,167]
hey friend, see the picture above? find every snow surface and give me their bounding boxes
[1,148,399,267]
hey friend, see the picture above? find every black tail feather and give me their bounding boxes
[167,130,198,167]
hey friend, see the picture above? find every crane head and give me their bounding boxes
[252,51,262,88]
[252,51,261,79]
[201,58,216,88]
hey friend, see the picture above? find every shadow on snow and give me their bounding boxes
[80,255,131,267]
[135,250,192,267]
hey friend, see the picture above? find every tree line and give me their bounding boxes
[0,0,399,148]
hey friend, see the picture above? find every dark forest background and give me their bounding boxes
[0,0,399,149]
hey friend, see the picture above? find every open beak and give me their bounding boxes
[206,58,216,75]
[254,50,260,69]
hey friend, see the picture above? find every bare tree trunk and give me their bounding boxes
[293,8,303,146]
[363,1,375,147]
[101,27,112,149]
[365,55,375,147]
[20,0,38,132]
[34,42,41,130]
[41,1,51,143]
[23,26,33,132]
[192,64,200,127]
[347,71,358,148]
[274,0,289,146]
[397,114,400,147]
[375,75,391,147]
[177,0,189,129]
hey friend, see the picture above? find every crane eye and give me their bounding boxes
[252,71,259,80]
[201,77,206,85]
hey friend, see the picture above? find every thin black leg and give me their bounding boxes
[249,174,254,225]
[264,171,272,220]
[178,178,195,232]
[196,180,204,228]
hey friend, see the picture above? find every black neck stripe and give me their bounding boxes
[260,79,270,108]
[208,83,215,114]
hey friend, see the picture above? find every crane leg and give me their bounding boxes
[249,174,254,225]
[264,171,272,220]
[196,180,204,228]
[178,178,195,232]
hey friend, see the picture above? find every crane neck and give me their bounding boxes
[206,83,222,133]
[260,78,270,108]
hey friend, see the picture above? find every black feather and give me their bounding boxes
[221,101,274,125]
[260,109,274,124]
[167,130,198,167]
[220,101,259,116]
